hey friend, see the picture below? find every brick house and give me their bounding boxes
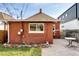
[7,9,60,44]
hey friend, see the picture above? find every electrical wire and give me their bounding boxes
[10,3,19,19]
[2,3,13,17]
[1,3,29,19]
[22,3,29,19]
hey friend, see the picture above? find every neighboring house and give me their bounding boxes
[0,12,14,30]
[7,9,60,44]
[0,12,14,43]
[58,3,79,30]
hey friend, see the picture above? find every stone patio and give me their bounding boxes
[42,39,79,56]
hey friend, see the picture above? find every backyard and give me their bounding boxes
[0,44,41,56]
[42,39,79,56]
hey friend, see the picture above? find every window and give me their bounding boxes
[62,25,64,28]
[59,18,61,20]
[30,24,36,31]
[62,16,64,18]
[65,14,67,17]
[29,23,44,33]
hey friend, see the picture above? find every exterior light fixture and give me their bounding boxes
[20,29,23,32]
[53,24,55,26]
[18,31,21,35]
[53,30,56,32]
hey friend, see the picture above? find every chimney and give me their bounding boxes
[39,9,42,13]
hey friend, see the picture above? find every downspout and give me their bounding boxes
[20,10,24,44]
[76,3,77,18]
[20,22,24,44]
[7,22,9,43]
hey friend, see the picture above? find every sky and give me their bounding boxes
[0,3,75,19]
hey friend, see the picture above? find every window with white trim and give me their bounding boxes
[62,16,64,18]
[59,18,61,20]
[65,13,67,17]
[29,23,44,33]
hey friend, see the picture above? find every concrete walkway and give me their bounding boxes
[42,39,79,56]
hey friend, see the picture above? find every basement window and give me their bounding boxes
[29,23,44,33]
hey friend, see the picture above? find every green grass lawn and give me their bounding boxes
[0,44,41,56]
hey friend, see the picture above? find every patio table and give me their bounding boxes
[65,37,76,47]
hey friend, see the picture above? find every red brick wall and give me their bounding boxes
[45,23,53,43]
[9,22,53,44]
[9,22,21,44]
[54,21,60,38]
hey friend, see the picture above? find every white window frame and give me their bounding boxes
[65,13,67,17]
[29,23,44,33]
[62,16,64,18]
[59,18,61,20]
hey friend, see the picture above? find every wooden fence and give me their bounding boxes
[0,30,7,43]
